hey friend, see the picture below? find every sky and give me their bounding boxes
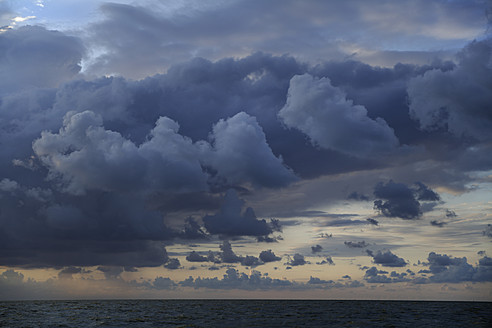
[0,0,491,301]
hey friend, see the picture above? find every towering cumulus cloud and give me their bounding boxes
[33,111,208,195]
[202,112,297,188]
[278,74,399,157]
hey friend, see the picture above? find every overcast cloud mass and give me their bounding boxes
[0,0,491,301]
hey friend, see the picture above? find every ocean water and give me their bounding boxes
[0,300,490,327]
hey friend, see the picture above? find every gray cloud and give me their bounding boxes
[278,74,399,158]
[203,112,298,188]
[0,13,489,276]
[373,181,440,220]
[311,245,323,253]
[367,250,407,267]
[408,38,492,141]
[203,190,274,237]
[423,252,492,283]
[364,266,410,283]
[180,268,294,290]
[259,250,281,263]
[0,26,84,93]
[286,254,308,267]
[344,241,369,248]
[83,1,487,79]
[186,251,209,263]
[430,220,447,228]
[316,257,334,265]
[164,258,182,270]
[32,111,208,195]
[483,224,492,238]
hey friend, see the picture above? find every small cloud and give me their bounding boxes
[483,224,492,238]
[316,256,334,265]
[164,258,181,270]
[430,220,447,227]
[286,253,308,266]
[344,241,369,248]
[366,218,379,226]
[259,250,281,263]
[366,250,407,267]
[311,244,323,253]
[445,209,457,218]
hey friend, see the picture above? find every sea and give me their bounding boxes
[0,300,490,327]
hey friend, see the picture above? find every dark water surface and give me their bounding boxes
[0,299,490,327]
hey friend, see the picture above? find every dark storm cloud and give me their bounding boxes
[0,15,489,273]
[366,250,407,267]
[373,181,440,219]
[84,0,487,79]
[408,38,492,141]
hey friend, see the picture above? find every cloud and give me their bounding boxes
[219,240,242,264]
[344,241,369,248]
[57,266,82,279]
[180,268,294,290]
[423,252,492,283]
[32,111,208,195]
[316,257,334,265]
[430,220,447,228]
[203,112,298,188]
[286,254,308,266]
[278,74,399,157]
[364,266,410,283]
[373,181,440,219]
[164,258,181,270]
[311,245,323,253]
[259,250,281,263]
[186,251,209,263]
[147,277,177,290]
[202,190,273,237]
[483,224,492,238]
[0,26,84,93]
[97,266,124,280]
[408,38,492,141]
[82,1,487,79]
[366,218,379,226]
[366,250,407,267]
